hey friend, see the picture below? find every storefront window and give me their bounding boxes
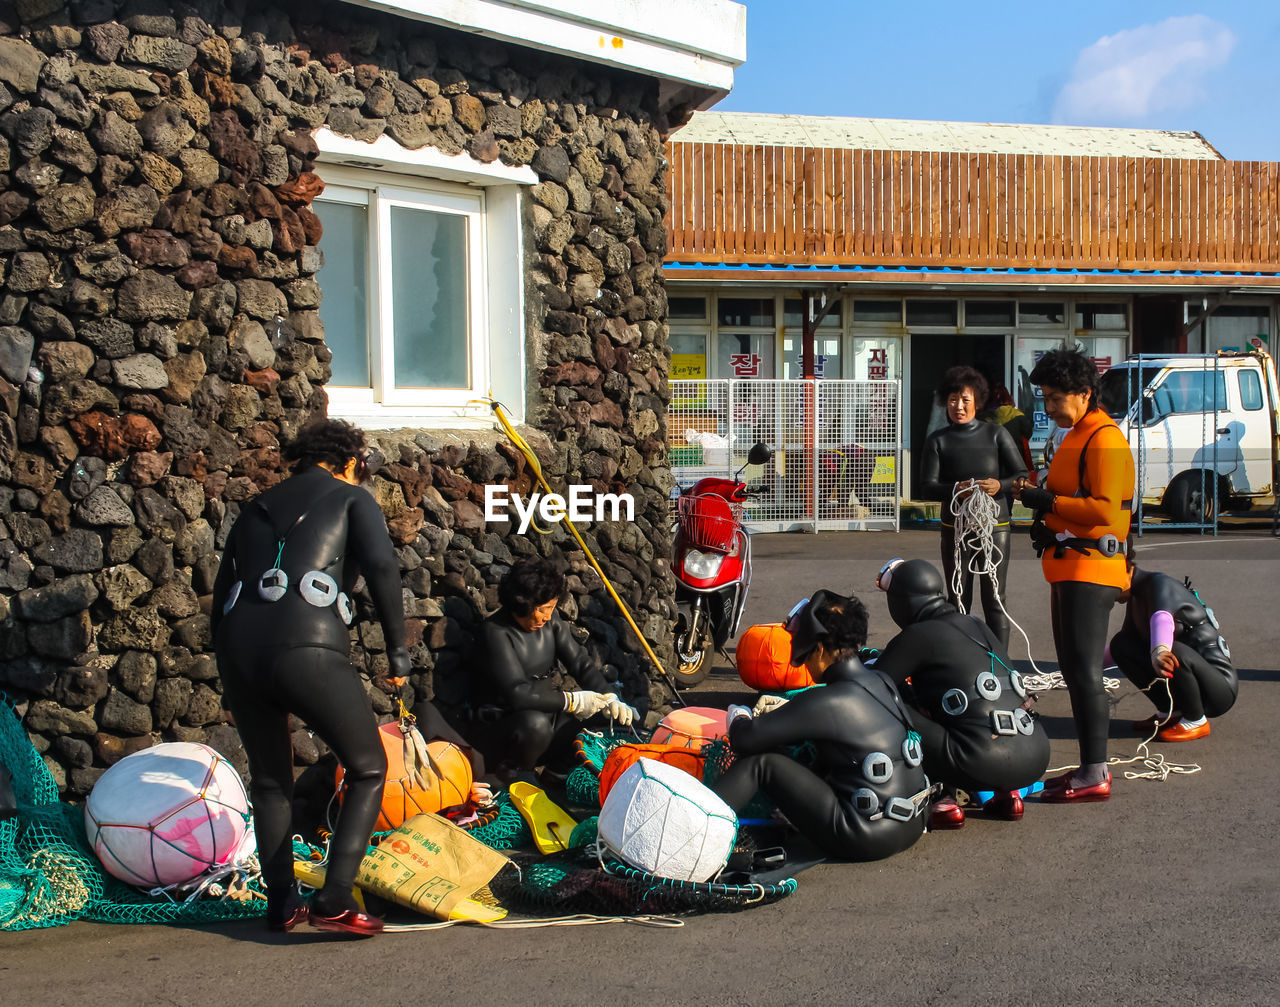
[1075,302,1128,330]
[669,331,708,380]
[854,300,902,323]
[965,300,1015,327]
[1206,305,1270,353]
[906,300,958,327]
[716,332,775,379]
[669,296,708,320]
[1019,302,1066,326]
[718,298,775,328]
[783,298,842,328]
[782,333,842,379]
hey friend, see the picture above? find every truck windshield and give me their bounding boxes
[1098,367,1162,418]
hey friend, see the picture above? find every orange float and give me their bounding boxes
[598,744,707,805]
[650,707,728,751]
[335,721,473,831]
[735,623,815,692]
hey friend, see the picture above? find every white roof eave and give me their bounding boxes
[336,0,745,110]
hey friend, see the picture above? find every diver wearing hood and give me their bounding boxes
[1109,567,1237,743]
[873,559,1050,828]
[711,590,930,861]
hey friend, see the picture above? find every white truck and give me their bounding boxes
[1097,350,1279,523]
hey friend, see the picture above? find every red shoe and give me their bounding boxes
[1039,771,1111,804]
[1131,711,1179,733]
[308,906,384,937]
[267,902,309,933]
[1158,720,1210,743]
[929,801,965,830]
[983,791,1024,821]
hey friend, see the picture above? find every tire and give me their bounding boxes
[674,623,712,689]
[1163,470,1218,525]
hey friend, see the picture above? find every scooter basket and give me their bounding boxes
[677,494,742,552]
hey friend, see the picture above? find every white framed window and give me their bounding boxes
[313,129,535,428]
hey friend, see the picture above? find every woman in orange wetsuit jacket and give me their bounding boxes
[1015,348,1135,804]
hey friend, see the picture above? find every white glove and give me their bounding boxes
[752,694,789,718]
[603,694,639,727]
[725,704,753,729]
[470,781,494,807]
[563,690,611,719]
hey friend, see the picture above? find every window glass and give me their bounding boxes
[1019,302,1066,326]
[669,296,707,320]
[1075,302,1128,330]
[716,332,775,378]
[782,334,842,379]
[1150,370,1228,417]
[1239,368,1264,410]
[1208,306,1269,353]
[965,300,1015,327]
[669,331,708,380]
[391,205,468,388]
[717,297,775,327]
[314,200,370,386]
[853,299,901,323]
[906,300,958,327]
[783,298,841,328]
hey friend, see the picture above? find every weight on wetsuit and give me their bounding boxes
[212,462,409,923]
[919,418,1027,648]
[476,608,614,773]
[713,657,928,861]
[1109,568,1237,726]
[874,559,1050,793]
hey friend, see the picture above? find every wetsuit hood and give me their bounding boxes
[883,559,954,629]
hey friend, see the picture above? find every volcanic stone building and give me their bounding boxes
[0,0,745,794]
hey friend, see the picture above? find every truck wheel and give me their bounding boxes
[1163,471,1218,525]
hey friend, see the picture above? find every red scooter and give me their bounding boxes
[672,442,772,687]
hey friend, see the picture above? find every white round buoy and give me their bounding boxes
[598,757,737,883]
[84,742,251,889]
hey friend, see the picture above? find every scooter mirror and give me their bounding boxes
[746,442,772,466]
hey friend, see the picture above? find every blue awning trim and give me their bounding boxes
[663,261,1280,279]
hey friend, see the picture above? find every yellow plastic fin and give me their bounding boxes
[507,782,579,854]
[448,898,508,922]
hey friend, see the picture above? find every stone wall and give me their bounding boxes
[0,0,679,796]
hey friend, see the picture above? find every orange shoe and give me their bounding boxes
[1158,720,1210,743]
[1040,771,1111,804]
[1131,711,1179,733]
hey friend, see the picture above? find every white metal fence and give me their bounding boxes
[669,379,902,532]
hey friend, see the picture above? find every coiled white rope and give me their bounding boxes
[949,483,1199,782]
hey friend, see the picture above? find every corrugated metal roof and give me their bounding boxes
[675,112,1224,159]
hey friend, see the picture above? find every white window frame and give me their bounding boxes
[314,129,536,428]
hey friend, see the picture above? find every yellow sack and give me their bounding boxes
[356,813,509,921]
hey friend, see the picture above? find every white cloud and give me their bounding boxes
[1052,15,1235,125]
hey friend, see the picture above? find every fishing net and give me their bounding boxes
[0,694,264,930]
[564,729,644,808]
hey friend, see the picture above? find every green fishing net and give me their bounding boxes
[0,693,264,930]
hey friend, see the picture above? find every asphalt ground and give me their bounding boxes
[5,526,1280,1006]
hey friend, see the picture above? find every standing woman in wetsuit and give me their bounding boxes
[1015,348,1135,803]
[212,420,410,937]
[919,366,1027,649]
[712,590,929,861]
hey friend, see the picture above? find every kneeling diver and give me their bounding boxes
[1109,566,1237,742]
[711,590,930,861]
[872,559,1050,828]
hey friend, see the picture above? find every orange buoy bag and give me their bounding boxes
[650,707,728,752]
[598,744,707,805]
[737,623,815,692]
[336,720,473,831]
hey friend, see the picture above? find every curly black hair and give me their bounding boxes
[812,591,870,656]
[283,419,367,473]
[1028,347,1100,411]
[498,557,567,617]
[936,365,989,408]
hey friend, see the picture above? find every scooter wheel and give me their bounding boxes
[674,643,711,688]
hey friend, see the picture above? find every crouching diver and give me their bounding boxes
[1014,347,1135,804]
[212,420,408,937]
[474,558,639,781]
[1109,566,1237,742]
[873,559,1050,828]
[711,590,930,861]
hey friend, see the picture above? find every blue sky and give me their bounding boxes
[718,1,1280,161]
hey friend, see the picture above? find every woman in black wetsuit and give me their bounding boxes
[212,420,408,938]
[873,559,1049,828]
[474,558,638,780]
[1109,566,1237,743]
[711,590,930,861]
[919,366,1028,649]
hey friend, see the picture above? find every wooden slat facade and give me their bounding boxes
[664,142,1280,274]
